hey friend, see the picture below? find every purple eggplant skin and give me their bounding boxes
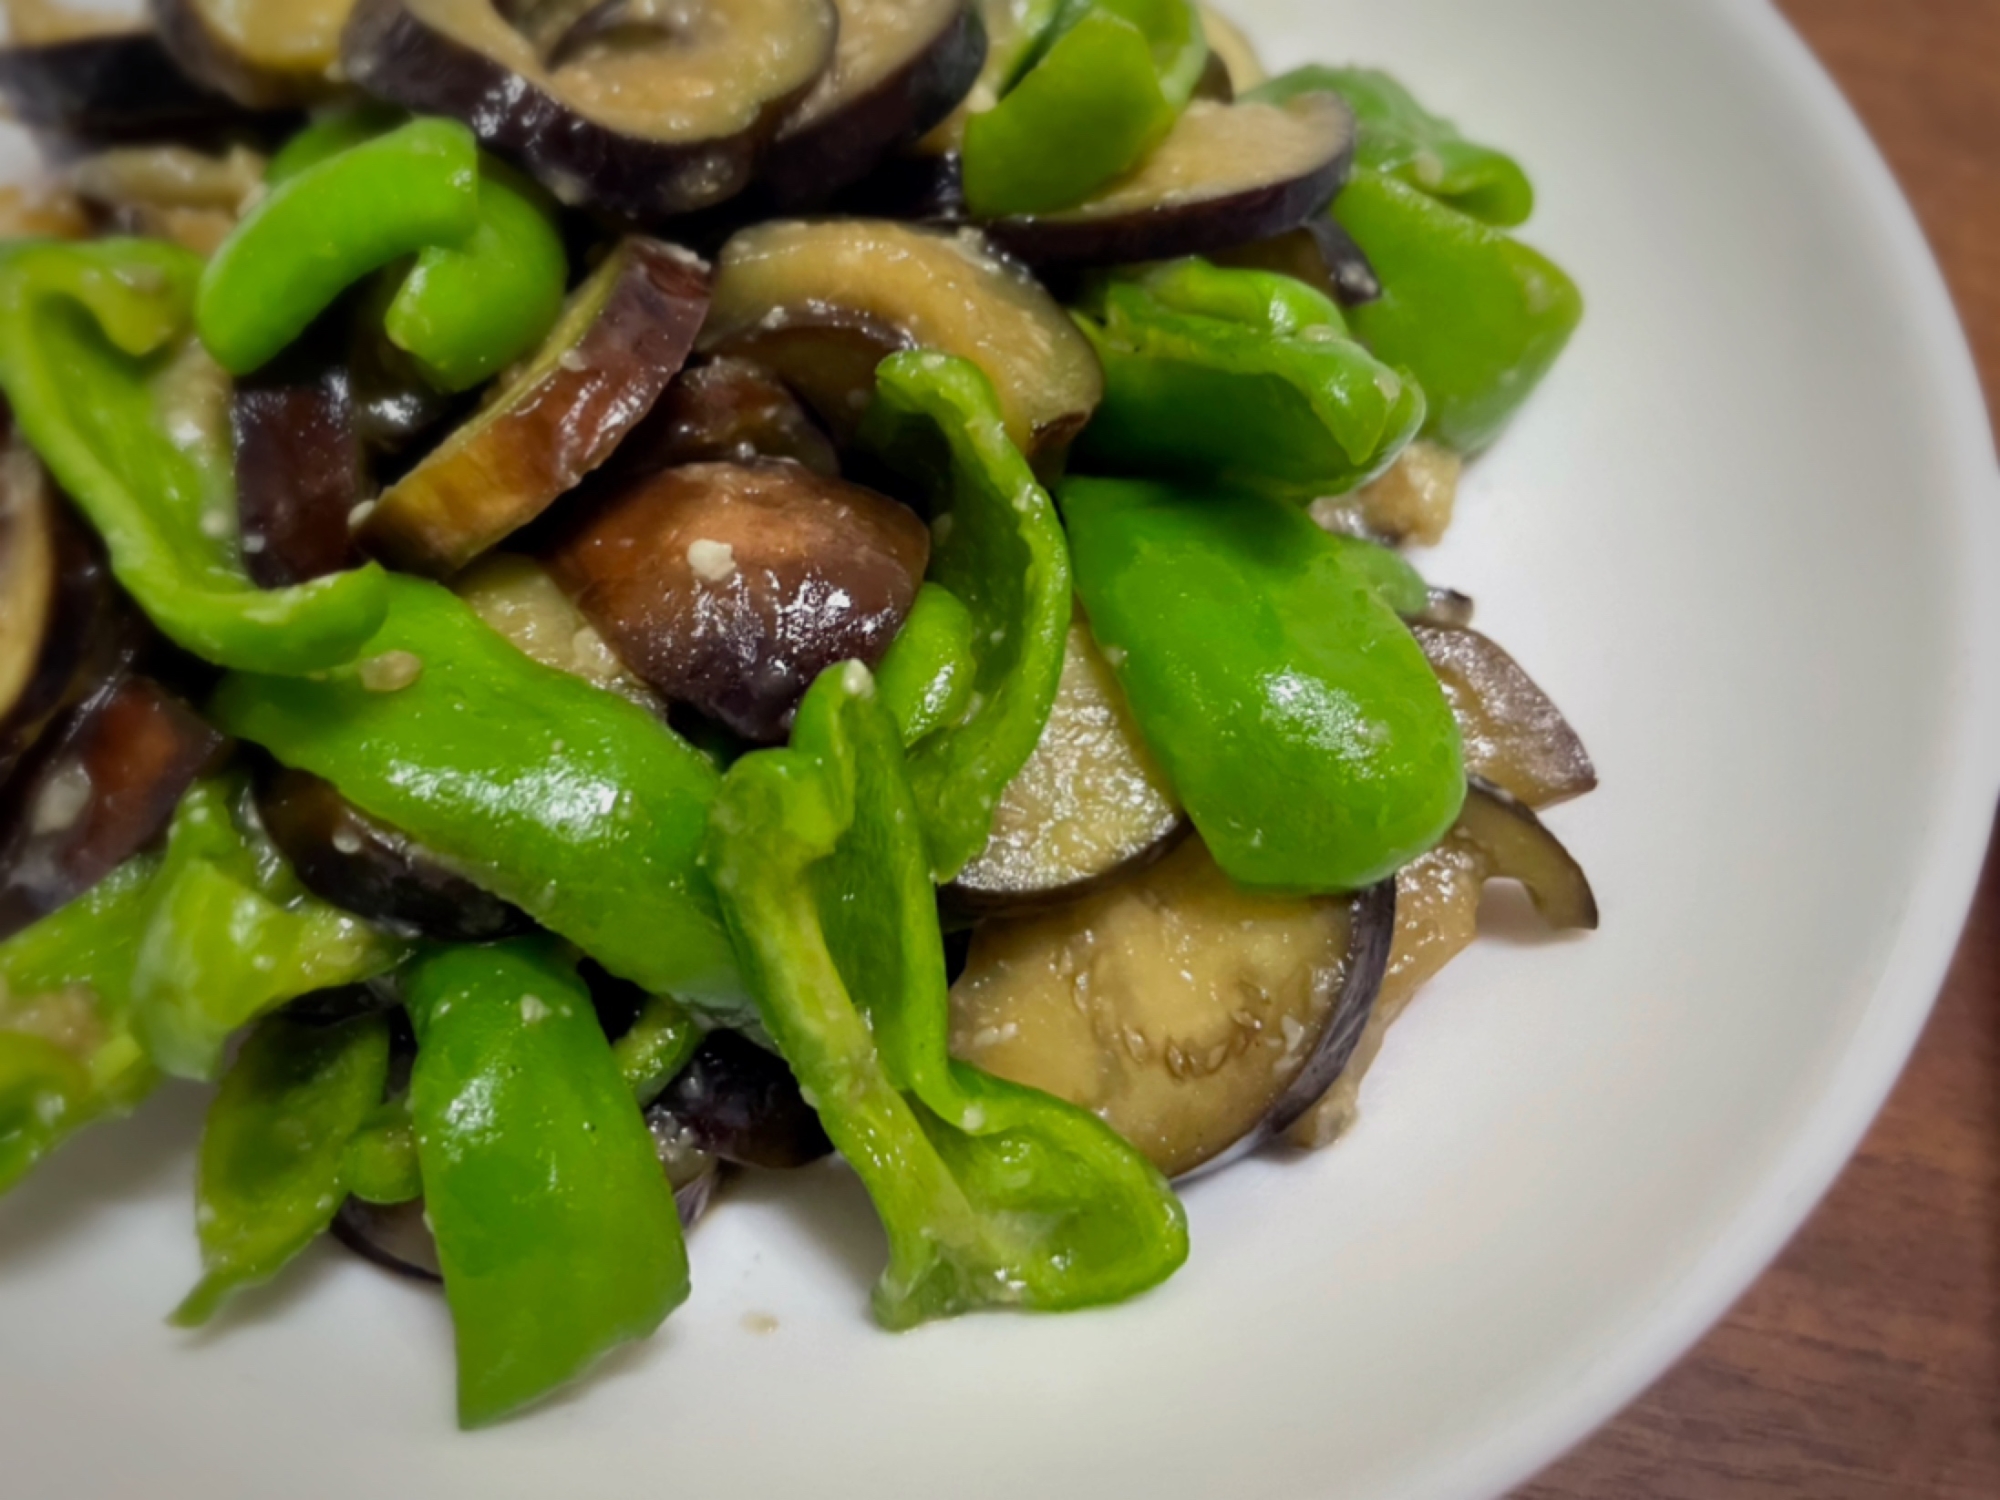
[1174,877,1397,1184]
[0,675,229,943]
[0,31,253,142]
[650,1028,832,1170]
[605,357,841,482]
[234,351,366,589]
[832,148,967,223]
[763,0,987,210]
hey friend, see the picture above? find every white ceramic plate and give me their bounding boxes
[2,2,1997,1497]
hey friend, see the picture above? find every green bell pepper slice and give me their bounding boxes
[1063,476,1464,891]
[264,104,410,187]
[612,993,704,1107]
[209,575,744,1014]
[173,1011,392,1326]
[0,239,391,674]
[198,117,480,375]
[963,0,1206,217]
[1249,65,1535,227]
[1336,168,1583,453]
[876,582,978,747]
[1072,263,1426,498]
[0,859,161,1194]
[1323,532,1429,617]
[706,663,1187,1329]
[859,353,1071,881]
[405,939,689,1429]
[131,777,410,1081]
[344,1097,423,1205]
[383,158,568,394]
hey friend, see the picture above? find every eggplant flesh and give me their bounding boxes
[1286,779,1598,1148]
[649,1028,832,1169]
[700,217,1102,457]
[982,94,1355,269]
[453,553,665,710]
[341,0,838,219]
[254,767,532,944]
[948,611,1187,914]
[1310,439,1460,548]
[151,0,353,108]
[233,342,366,589]
[68,142,264,256]
[1413,624,1597,810]
[949,836,1393,1179]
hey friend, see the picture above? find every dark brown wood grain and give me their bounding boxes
[1516,2,2000,1495]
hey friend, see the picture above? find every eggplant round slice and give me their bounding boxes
[949,836,1394,1180]
[453,553,665,711]
[700,218,1102,457]
[983,94,1355,269]
[0,29,251,141]
[1286,779,1599,1148]
[1414,625,1598,810]
[948,610,1187,914]
[341,0,838,219]
[358,236,710,577]
[151,0,353,109]
[254,767,533,944]
[649,1029,832,1169]
[763,0,988,209]
[608,357,840,481]
[544,459,931,742]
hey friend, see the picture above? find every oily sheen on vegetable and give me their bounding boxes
[0,0,1593,1433]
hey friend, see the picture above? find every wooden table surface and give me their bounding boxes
[1517,3,2000,1496]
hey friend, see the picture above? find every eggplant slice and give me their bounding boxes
[1286,780,1598,1148]
[358,236,710,577]
[699,217,1102,457]
[0,27,252,140]
[341,0,839,219]
[982,93,1355,268]
[151,0,354,109]
[544,459,931,742]
[1413,624,1597,810]
[950,836,1395,1179]
[1310,439,1460,548]
[233,332,366,588]
[763,0,988,209]
[648,1028,832,1169]
[948,610,1187,914]
[453,552,665,710]
[608,356,841,480]
[67,142,265,257]
[253,767,533,944]
[1216,216,1382,308]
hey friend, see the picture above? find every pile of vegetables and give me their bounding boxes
[0,0,1596,1429]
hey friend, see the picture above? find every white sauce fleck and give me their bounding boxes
[686,538,737,582]
[520,994,551,1024]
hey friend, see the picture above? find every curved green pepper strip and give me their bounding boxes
[859,353,1071,881]
[197,117,479,375]
[963,0,1205,217]
[612,993,703,1107]
[0,240,392,674]
[1072,265,1426,498]
[344,1098,423,1205]
[1335,168,1584,454]
[405,939,688,1429]
[383,158,568,394]
[1322,532,1429,617]
[0,859,161,1195]
[1063,476,1464,891]
[706,664,1187,1329]
[131,777,410,1081]
[172,1011,391,1327]
[876,582,978,747]
[1248,66,1535,227]
[208,575,744,1016]
[1115,255,1349,338]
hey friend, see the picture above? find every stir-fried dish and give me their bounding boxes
[0,0,1595,1428]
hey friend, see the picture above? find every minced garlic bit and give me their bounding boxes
[28,763,94,837]
[358,650,424,693]
[520,994,551,1024]
[686,538,737,582]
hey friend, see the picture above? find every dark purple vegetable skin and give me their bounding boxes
[0,30,252,141]
[1174,877,1397,1182]
[649,1028,831,1169]
[233,347,365,589]
[762,0,987,209]
[606,357,840,481]
[253,767,532,943]
[0,674,229,942]
[1217,217,1382,307]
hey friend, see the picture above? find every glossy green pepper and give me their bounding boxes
[0,860,160,1194]
[860,353,1071,881]
[1335,168,1583,453]
[1324,532,1430,617]
[343,1097,422,1205]
[1249,66,1535,227]
[198,117,480,375]
[1063,476,1464,891]
[612,993,703,1107]
[706,663,1187,1329]
[405,939,688,1429]
[131,778,409,1081]
[963,0,1206,216]
[0,240,391,674]
[209,575,743,1015]
[876,582,978,746]
[1072,261,1426,498]
[173,1012,391,1326]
